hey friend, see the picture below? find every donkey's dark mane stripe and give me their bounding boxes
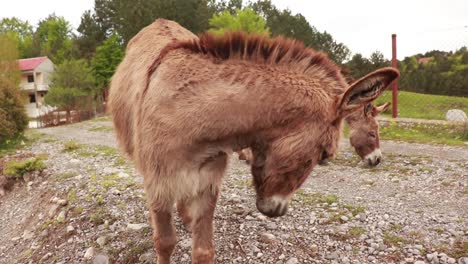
[173,32,343,81]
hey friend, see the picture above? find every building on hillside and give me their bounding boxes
[17,57,55,117]
[417,57,432,64]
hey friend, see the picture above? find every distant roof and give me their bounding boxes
[417,57,432,64]
[17,57,48,71]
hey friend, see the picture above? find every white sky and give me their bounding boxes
[1,0,467,60]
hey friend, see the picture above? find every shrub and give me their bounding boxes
[4,157,46,178]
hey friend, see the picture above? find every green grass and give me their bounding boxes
[380,120,467,146]
[63,140,81,152]
[0,130,45,157]
[4,156,47,178]
[376,90,468,120]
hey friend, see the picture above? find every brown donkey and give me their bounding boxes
[108,19,399,264]
[237,101,391,166]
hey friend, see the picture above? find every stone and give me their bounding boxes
[325,252,338,260]
[179,238,191,249]
[93,254,109,264]
[260,232,277,244]
[445,109,467,122]
[57,199,68,206]
[66,225,75,234]
[415,261,425,264]
[285,257,299,264]
[48,204,60,217]
[96,236,107,247]
[458,257,468,264]
[266,223,278,230]
[84,247,95,259]
[126,223,149,231]
[22,230,34,240]
[57,210,66,222]
[340,216,349,222]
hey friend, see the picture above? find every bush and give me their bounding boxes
[4,157,46,179]
[0,35,28,144]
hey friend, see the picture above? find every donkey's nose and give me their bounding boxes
[365,149,382,166]
[256,195,289,217]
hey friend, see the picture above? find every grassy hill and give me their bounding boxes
[375,90,468,120]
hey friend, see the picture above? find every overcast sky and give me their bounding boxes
[1,0,467,60]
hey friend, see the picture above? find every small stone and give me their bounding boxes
[325,252,338,260]
[266,223,278,230]
[84,247,95,259]
[260,232,277,243]
[179,238,191,249]
[340,216,349,222]
[93,253,109,264]
[96,236,107,247]
[279,254,285,260]
[285,257,299,264]
[41,253,52,261]
[126,223,149,231]
[415,261,425,264]
[458,257,468,264]
[48,204,60,217]
[447,258,456,264]
[56,210,66,222]
[118,172,129,178]
[66,225,75,234]
[22,230,34,240]
[342,257,350,264]
[57,199,68,206]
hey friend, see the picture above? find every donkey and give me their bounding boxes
[108,19,399,264]
[237,101,391,166]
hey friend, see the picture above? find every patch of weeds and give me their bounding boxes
[388,223,403,232]
[234,179,252,188]
[114,156,128,167]
[4,156,46,178]
[74,207,84,214]
[318,194,339,204]
[89,126,113,132]
[349,226,366,237]
[122,240,154,263]
[63,140,81,152]
[68,189,77,203]
[57,171,78,180]
[91,115,112,122]
[95,145,118,157]
[383,231,407,247]
[96,195,104,205]
[89,209,108,226]
[435,239,468,259]
[343,204,366,216]
[20,249,33,259]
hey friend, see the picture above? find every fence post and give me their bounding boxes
[391,34,398,118]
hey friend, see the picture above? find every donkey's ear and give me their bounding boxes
[338,67,399,117]
[372,102,391,116]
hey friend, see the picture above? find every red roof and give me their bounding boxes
[17,57,48,71]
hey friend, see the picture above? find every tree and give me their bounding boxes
[209,8,269,35]
[33,14,76,63]
[91,34,124,92]
[76,10,108,59]
[0,17,35,58]
[93,0,215,44]
[0,35,28,143]
[250,0,350,64]
[344,53,373,80]
[45,59,96,120]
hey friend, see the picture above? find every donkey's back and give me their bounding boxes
[108,19,197,158]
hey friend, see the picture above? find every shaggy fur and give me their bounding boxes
[108,19,399,264]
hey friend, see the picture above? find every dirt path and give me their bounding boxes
[0,119,466,264]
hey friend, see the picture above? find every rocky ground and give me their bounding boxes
[0,117,466,264]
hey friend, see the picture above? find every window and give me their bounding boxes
[27,75,34,83]
[29,94,36,103]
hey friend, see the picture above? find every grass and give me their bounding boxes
[4,156,47,178]
[435,239,468,259]
[62,140,81,152]
[0,130,45,157]
[88,126,113,132]
[376,90,468,120]
[379,120,467,146]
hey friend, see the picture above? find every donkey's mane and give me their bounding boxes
[173,32,342,80]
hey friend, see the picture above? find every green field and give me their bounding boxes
[375,90,468,120]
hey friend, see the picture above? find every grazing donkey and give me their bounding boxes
[237,101,391,166]
[109,19,399,264]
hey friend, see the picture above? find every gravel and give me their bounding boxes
[0,119,466,263]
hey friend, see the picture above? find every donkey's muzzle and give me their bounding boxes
[256,196,289,217]
[365,148,382,166]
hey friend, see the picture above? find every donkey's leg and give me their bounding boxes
[149,201,177,264]
[190,188,219,264]
[190,153,227,264]
[176,198,192,231]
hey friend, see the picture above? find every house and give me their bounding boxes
[417,57,432,64]
[17,56,54,117]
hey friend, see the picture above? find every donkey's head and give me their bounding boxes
[345,102,391,166]
[251,67,399,217]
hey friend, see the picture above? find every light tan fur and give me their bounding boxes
[108,19,399,263]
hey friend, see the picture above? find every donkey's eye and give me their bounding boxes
[368,132,377,138]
